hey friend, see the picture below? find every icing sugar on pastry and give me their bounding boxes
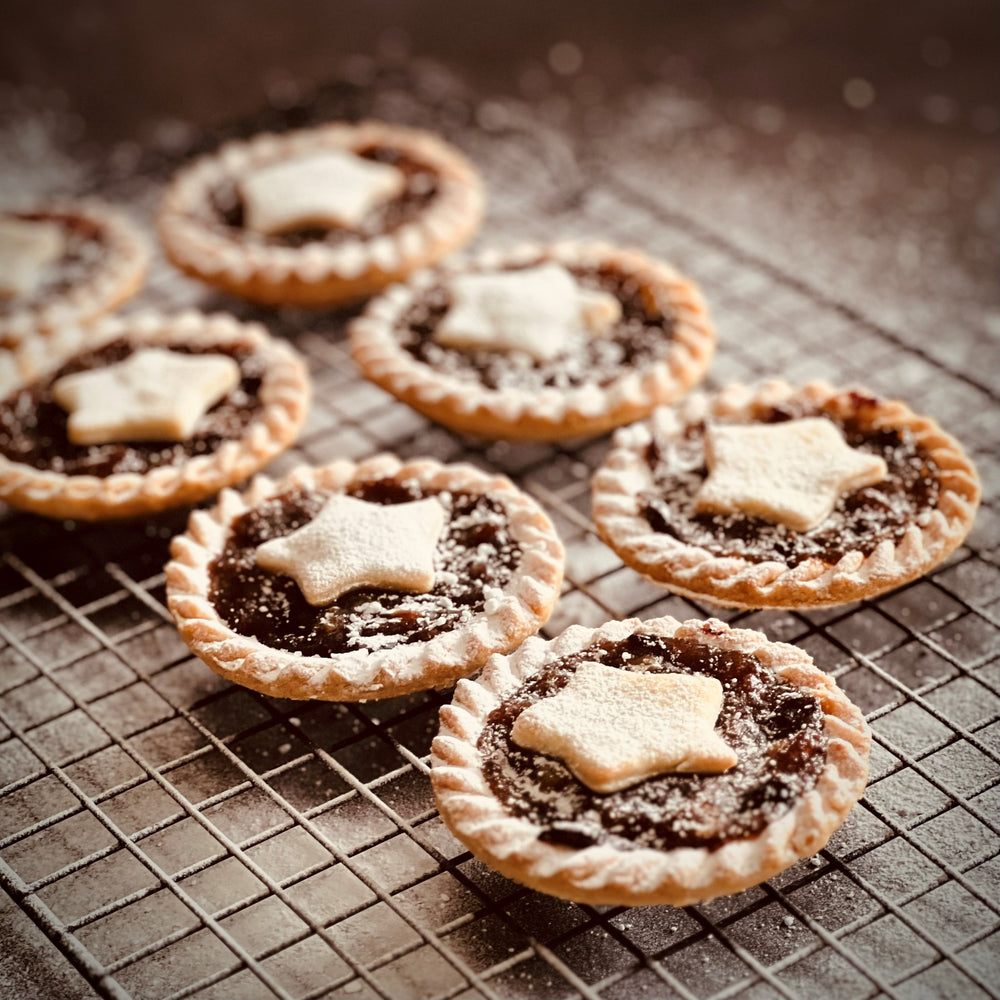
[432,262,622,363]
[0,216,66,299]
[255,493,447,605]
[695,416,888,532]
[510,660,737,793]
[239,150,407,235]
[51,347,241,446]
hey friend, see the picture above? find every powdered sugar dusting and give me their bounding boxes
[0,216,66,297]
[398,262,674,392]
[0,90,91,206]
[695,417,888,532]
[639,399,941,568]
[254,493,446,605]
[239,150,406,235]
[433,262,621,362]
[209,481,525,657]
[479,631,828,852]
[510,660,736,793]
[51,347,241,446]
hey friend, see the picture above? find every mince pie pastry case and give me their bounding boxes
[165,454,565,702]
[157,120,485,306]
[592,379,980,610]
[0,311,310,520]
[432,615,871,907]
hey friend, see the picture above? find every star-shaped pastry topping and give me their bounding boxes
[239,150,407,235]
[695,417,889,532]
[0,215,66,299]
[511,661,738,793]
[51,347,241,446]
[432,262,622,363]
[255,494,447,606]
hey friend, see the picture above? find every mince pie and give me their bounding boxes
[591,380,981,609]
[165,454,565,702]
[157,121,484,306]
[349,241,716,441]
[0,311,310,520]
[432,615,870,906]
[0,200,149,347]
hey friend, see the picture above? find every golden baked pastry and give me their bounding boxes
[165,454,565,702]
[591,380,981,609]
[0,200,149,347]
[157,121,484,307]
[349,241,716,441]
[432,615,871,907]
[0,311,310,520]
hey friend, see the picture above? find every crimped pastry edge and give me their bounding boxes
[157,120,485,306]
[348,240,717,441]
[164,454,566,702]
[0,199,150,347]
[591,379,981,609]
[0,310,310,520]
[431,614,871,907]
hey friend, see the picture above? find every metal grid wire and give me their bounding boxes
[1,69,998,1000]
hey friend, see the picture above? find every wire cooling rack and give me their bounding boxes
[1,67,998,1000]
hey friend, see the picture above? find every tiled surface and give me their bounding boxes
[1,66,998,1000]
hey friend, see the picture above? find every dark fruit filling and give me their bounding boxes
[208,146,439,246]
[0,339,264,477]
[395,263,677,391]
[209,479,522,656]
[640,393,938,567]
[0,212,106,314]
[479,628,827,852]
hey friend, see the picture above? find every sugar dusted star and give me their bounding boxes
[255,493,446,606]
[695,417,888,532]
[0,215,66,299]
[52,347,241,446]
[511,661,737,793]
[239,150,406,235]
[433,262,622,363]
